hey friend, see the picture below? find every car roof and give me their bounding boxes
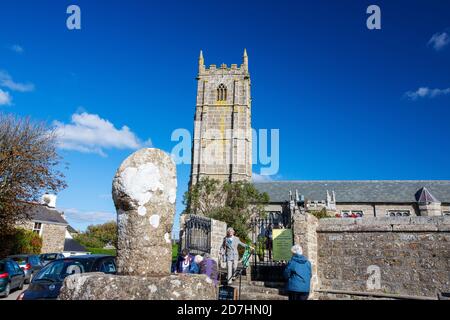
[8,254,33,258]
[47,254,114,262]
[61,254,113,259]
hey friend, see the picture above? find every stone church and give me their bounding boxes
[188,50,450,219]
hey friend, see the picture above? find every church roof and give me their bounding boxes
[254,180,450,203]
[29,204,68,225]
[64,238,87,253]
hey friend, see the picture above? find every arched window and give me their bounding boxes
[217,84,227,102]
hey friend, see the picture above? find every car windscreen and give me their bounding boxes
[11,257,27,265]
[29,256,40,266]
[0,262,5,272]
[33,259,94,283]
[41,254,58,260]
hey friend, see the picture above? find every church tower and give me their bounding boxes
[190,50,252,185]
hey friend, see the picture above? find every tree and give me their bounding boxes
[74,221,117,249]
[0,114,67,237]
[183,178,269,242]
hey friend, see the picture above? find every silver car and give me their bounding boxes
[7,255,43,284]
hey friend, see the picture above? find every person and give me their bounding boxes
[190,255,202,274]
[219,227,247,284]
[283,244,312,301]
[197,254,219,286]
[265,223,273,260]
[176,249,196,274]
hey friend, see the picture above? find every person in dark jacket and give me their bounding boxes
[283,244,312,300]
[176,249,196,274]
[196,254,219,286]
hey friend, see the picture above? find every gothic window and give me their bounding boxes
[386,210,410,217]
[217,84,227,102]
[340,210,363,218]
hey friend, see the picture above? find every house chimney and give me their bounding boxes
[42,194,57,208]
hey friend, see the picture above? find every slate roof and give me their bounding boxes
[28,204,68,225]
[67,225,79,234]
[64,238,88,252]
[254,180,450,203]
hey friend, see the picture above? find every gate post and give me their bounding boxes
[292,212,320,299]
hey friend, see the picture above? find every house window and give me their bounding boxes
[33,222,42,235]
[340,210,363,218]
[387,210,410,217]
[217,84,227,101]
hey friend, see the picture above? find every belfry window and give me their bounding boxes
[217,84,227,102]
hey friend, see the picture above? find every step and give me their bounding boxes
[243,281,285,288]
[239,292,289,301]
[232,284,286,296]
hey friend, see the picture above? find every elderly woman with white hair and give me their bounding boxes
[219,227,247,284]
[283,244,312,300]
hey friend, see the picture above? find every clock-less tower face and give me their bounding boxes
[190,50,252,185]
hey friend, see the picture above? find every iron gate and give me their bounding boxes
[250,213,293,282]
[184,215,212,255]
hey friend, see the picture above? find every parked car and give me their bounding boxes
[0,259,26,298]
[7,254,44,284]
[39,253,65,266]
[18,255,116,300]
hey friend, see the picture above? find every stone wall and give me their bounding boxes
[40,223,66,253]
[316,216,450,299]
[292,213,320,298]
[210,218,227,261]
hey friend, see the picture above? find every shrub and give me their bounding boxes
[310,208,330,219]
[0,228,42,257]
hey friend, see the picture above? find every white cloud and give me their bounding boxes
[54,112,151,157]
[428,31,450,51]
[0,70,35,92]
[63,208,116,226]
[252,173,275,183]
[9,44,24,54]
[0,89,12,105]
[405,87,450,100]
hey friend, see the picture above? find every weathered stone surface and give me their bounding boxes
[58,273,216,300]
[316,216,450,299]
[112,148,177,276]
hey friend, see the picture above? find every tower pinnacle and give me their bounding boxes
[198,50,205,73]
[243,48,248,71]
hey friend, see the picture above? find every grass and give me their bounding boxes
[86,247,117,256]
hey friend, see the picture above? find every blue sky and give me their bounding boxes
[1,0,449,233]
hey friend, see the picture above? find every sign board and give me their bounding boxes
[272,229,293,261]
[218,285,238,300]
